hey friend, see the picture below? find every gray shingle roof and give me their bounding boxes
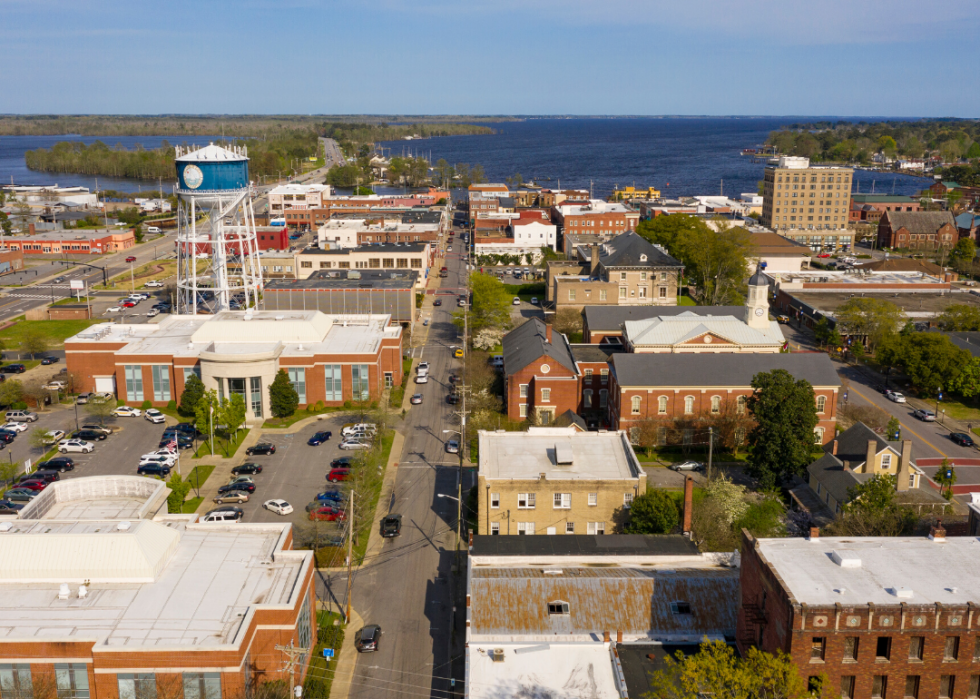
[610,352,840,388]
[826,421,889,465]
[569,344,626,363]
[944,332,980,359]
[502,318,577,377]
[807,453,870,506]
[599,231,683,269]
[583,305,745,333]
[884,210,955,236]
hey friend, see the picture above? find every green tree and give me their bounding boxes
[222,392,247,440]
[193,388,219,446]
[623,489,679,534]
[951,237,976,264]
[812,317,842,348]
[28,427,52,451]
[935,459,958,500]
[898,332,970,393]
[747,369,819,489]
[967,142,980,160]
[20,326,49,359]
[827,474,920,536]
[636,214,704,258]
[951,356,980,399]
[268,369,299,418]
[464,272,512,332]
[0,379,23,407]
[834,297,905,352]
[84,395,115,426]
[166,472,192,513]
[179,373,205,416]
[886,416,901,440]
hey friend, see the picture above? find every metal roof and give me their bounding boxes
[622,314,784,349]
[610,352,840,388]
[583,306,745,333]
[471,535,699,558]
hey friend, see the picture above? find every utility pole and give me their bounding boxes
[345,490,355,624]
[457,303,467,571]
[707,426,714,481]
[274,641,310,698]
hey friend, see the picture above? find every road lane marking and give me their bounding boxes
[850,385,949,458]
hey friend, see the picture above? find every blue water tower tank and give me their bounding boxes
[175,143,249,192]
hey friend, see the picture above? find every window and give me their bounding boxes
[658,396,668,414]
[588,522,605,535]
[841,677,856,699]
[640,272,647,281]
[565,522,575,534]
[118,674,157,699]
[490,493,499,509]
[490,522,499,535]
[600,369,608,384]
[624,492,634,508]
[811,637,826,661]
[684,396,695,414]
[945,636,960,661]
[548,601,569,615]
[351,364,370,401]
[599,389,607,408]
[250,377,262,418]
[384,372,393,389]
[620,272,627,281]
[588,493,597,506]
[301,261,313,269]
[55,664,90,699]
[519,404,527,418]
[583,389,593,408]
[670,602,691,615]
[553,493,571,509]
[541,388,551,403]
[568,289,576,301]
[517,493,535,509]
[182,366,201,384]
[877,637,892,660]
[844,637,859,662]
[816,395,826,413]
[287,368,306,404]
[324,365,343,401]
[183,674,221,699]
[517,522,535,535]
[519,384,528,398]
[0,665,33,699]
[659,287,667,298]
[411,258,422,268]
[909,637,924,661]
[872,675,888,699]
[814,427,825,444]
[619,287,627,299]
[968,676,979,699]
[599,289,607,301]
[881,453,893,469]
[710,396,721,413]
[151,365,171,402]
[584,368,593,380]
[904,676,920,699]
[940,676,955,699]
[638,287,647,298]
[124,365,144,402]
[631,396,642,414]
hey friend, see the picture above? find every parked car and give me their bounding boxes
[36,457,74,472]
[4,488,38,502]
[144,409,166,424]
[0,432,13,445]
[146,309,160,317]
[139,454,176,467]
[264,499,294,516]
[309,505,346,521]
[381,514,402,538]
[218,482,255,495]
[122,301,137,309]
[213,492,249,504]
[106,306,122,313]
[415,374,429,384]
[228,476,254,487]
[355,625,382,652]
[137,464,171,477]
[246,443,276,456]
[446,393,460,405]
[5,411,37,422]
[145,280,164,288]
[72,429,108,442]
[125,256,137,262]
[445,439,460,454]
[530,297,539,305]
[75,393,92,405]
[42,381,67,391]
[342,423,376,438]
[159,437,194,450]
[330,457,354,469]
[202,506,243,522]
[433,299,442,306]
[327,468,351,483]
[231,463,263,475]
[417,361,429,373]
[340,440,370,451]
[454,348,464,358]
[82,424,112,435]
[410,393,423,405]
[307,431,333,446]
[20,470,58,485]
[951,432,975,447]
[0,499,24,511]
[58,439,94,454]
[113,406,142,417]
[40,356,59,365]
[0,364,26,374]
[316,490,347,505]
[885,391,906,403]
[912,409,937,422]
[2,422,28,433]
[669,460,703,472]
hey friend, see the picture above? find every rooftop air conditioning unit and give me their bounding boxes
[490,649,505,662]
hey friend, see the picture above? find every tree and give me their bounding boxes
[21,379,49,411]
[222,392,247,440]
[552,308,583,337]
[647,639,817,699]
[886,416,901,440]
[936,304,980,331]
[934,459,958,500]
[269,369,299,418]
[179,373,205,416]
[951,357,980,399]
[85,395,116,426]
[812,317,841,348]
[834,297,905,352]
[623,489,679,534]
[747,369,819,490]
[28,427,52,451]
[20,326,49,360]
[472,327,505,351]
[951,237,976,264]
[166,472,192,513]
[464,272,512,332]
[0,379,23,407]
[898,332,970,393]
[827,475,919,536]
[193,388,219,445]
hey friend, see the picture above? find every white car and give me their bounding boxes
[264,499,294,516]
[342,423,377,437]
[2,422,28,433]
[113,406,142,417]
[417,361,429,373]
[513,297,521,305]
[146,309,160,318]
[139,455,176,467]
[106,306,122,313]
[42,381,67,391]
[415,375,429,384]
[59,439,94,454]
[885,391,907,403]
[144,280,163,288]
[141,451,176,464]
[44,430,66,443]
[530,297,539,305]
[144,409,166,423]
[339,440,370,450]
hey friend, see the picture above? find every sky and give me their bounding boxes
[2,0,979,116]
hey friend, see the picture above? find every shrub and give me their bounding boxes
[12,402,27,410]
[117,399,126,407]
[140,400,152,410]
[167,399,177,411]
[343,401,352,409]
[624,489,680,534]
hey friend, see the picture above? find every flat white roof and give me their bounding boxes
[467,642,619,699]
[478,427,642,481]
[756,536,980,606]
[269,183,329,195]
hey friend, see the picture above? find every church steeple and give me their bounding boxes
[745,263,770,329]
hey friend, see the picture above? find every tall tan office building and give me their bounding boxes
[761,156,854,253]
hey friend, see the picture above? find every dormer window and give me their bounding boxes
[640,254,647,262]
[548,601,570,615]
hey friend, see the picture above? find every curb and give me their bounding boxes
[328,607,363,699]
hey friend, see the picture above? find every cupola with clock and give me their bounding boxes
[745,263,770,329]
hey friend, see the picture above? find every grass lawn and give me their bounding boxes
[94,260,181,290]
[933,397,980,425]
[303,611,346,699]
[0,318,101,349]
[352,430,395,564]
[184,464,215,494]
[193,428,250,458]
[181,497,203,513]
[263,406,345,429]
[678,293,696,306]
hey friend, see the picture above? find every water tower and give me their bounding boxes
[174,143,262,314]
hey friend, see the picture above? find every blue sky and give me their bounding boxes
[3,0,979,116]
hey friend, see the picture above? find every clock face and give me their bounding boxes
[183,164,204,189]
[754,308,765,316]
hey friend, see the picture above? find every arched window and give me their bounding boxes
[710,396,721,414]
[737,396,747,415]
[631,396,642,414]
[684,396,695,414]
[658,396,668,414]
[816,395,826,413]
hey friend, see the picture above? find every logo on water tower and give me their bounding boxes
[183,164,204,189]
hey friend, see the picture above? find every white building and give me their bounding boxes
[268,183,332,215]
[1,185,99,208]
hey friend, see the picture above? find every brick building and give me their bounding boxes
[65,311,403,421]
[0,228,135,254]
[476,426,647,536]
[264,270,419,325]
[849,195,921,225]
[552,200,640,249]
[502,318,579,424]
[737,528,980,699]
[294,243,431,288]
[877,211,958,250]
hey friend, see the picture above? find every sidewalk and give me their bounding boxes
[327,607,363,699]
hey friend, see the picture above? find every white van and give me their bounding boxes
[146,226,162,234]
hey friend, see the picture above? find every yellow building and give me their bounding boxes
[612,185,660,202]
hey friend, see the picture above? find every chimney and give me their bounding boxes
[603,631,610,643]
[865,439,877,474]
[545,324,553,344]
[590,244,601,276]
[929,519,946,542]
[617,630,623,643]
[896,440,912,492]
[468,530,474,547]
[809,527,820,541]
[831,440,838,456]
[682,476,694,535]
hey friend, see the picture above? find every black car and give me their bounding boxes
[446,393,461,405]
[232,463,263,475]
[0,364,26,374]
[160,435,194,449]
[172,423,198,436]
[381,514,402,538]
[40,357,59,365]
[330,456,354,469]
[205,505,244,520]
[355,624,382,653]
[73,429,108,441]
[218,482,256,494]
[307,431,333,446]
[37,457,74,472]
[0,432,15,444]
[20,470,59,484]
[433,299,442,306]
[137,463,171,477]
[246,443,276,456]
[951,432,975,447]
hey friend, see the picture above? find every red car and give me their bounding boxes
[817,253,832,258]
[326,467,350,483]
[309,505,346,522]
[16,480,47,491]
[126,256,137,262]
[122,301,137,308]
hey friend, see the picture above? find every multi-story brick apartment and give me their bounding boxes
[737,528,980,699]
[760,156,854,253]
[877,211,958,250]
[65,311,403,421]
[849,195,921,225]
[0,475,316,699]
[553,199,639,250]
[0,228,135,254]
[476,426,647,536]
[545,232,684,310]
[294,243,431,287]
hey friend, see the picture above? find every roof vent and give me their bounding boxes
[0,522,12,532]
[490,649,506,662]
[78,585,88,599]
[543,569,563,575]
[116,521,131,531]
[275,315,285,321]
[554,443,574,466]
[892,587,914,598]
[831,550,861,568]
[59,583,71,600]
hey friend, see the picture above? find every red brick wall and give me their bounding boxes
[506,356,578,421]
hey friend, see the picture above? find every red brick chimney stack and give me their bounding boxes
[682,476,694,535]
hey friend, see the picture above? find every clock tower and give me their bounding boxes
[745,263,770,330]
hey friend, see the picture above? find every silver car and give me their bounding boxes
[669,460,703,472]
